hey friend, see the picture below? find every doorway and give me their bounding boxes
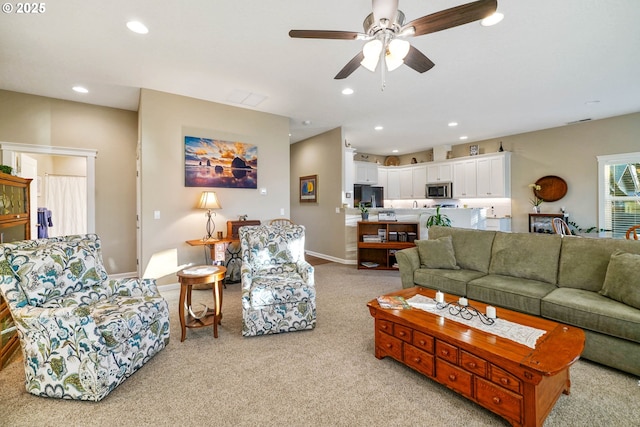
[0,142,96,235]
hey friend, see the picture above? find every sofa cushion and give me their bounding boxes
[428,226,496,273]
[467,274,557,316]
[5,240,109,306]
[489,232,561,284]
[416,236,459,270]
[558,236,640,292]
[93,295,168,348]
[248,272,314,307]
[599,251,640,309]
[542,287,640,343]
[414,268,486,296]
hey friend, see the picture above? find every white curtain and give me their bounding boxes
[45,175,87,237]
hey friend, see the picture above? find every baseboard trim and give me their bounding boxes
[305,250,357,265]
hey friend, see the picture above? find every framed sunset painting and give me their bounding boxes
[184,136,257,188]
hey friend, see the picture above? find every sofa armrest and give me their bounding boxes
[396,247,420,289]
[296,260,315,286]
[108,277,160,297]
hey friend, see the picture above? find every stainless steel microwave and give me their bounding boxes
[426,182,452,199]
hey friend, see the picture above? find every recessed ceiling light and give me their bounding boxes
[342,88,354,95]
[302,120,312,125]
[127,21,149,34]
[374,126,383,131]
[585,100,600,106]
[392,149,399,153]
[459,136,468,140]
[480,12,504,27]
[448,122,458,127]
[72,86,88,94]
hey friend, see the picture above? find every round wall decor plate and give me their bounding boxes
[534,175,567,202]
[384,156,400,166]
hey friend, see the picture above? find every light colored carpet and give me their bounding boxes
[0,263,638,426]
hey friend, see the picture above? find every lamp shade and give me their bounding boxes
[198,191,221,210]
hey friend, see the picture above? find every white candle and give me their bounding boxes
[486,306,497,319]
[458,297,468,307]
[435,291,444,303]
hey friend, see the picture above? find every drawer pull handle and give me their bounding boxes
[468,362,476,368]
[441,349,449,356]
[448,374,456,381]
[500,378,509,385]
[385,343,393,349]
[493,397,501,404]
[381,325,388,330]
[413,357,421,363]
[419,340,426,345]
[399,331,406,336]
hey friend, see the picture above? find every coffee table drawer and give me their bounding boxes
[436,359,472,397]
[435,340,458,364]
[413,331,434,353]
[476,377,523,423]
[394,324,412,343]
[491,365,522,394]
[404,344,434,377]
[461,350,487,378]
[376,319,394,335]
[376,330,403,361]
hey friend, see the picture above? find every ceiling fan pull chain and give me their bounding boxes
[380,49,387,91]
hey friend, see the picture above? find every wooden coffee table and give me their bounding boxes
[367,287,585,427]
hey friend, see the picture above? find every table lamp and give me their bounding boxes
[197,191,221,240]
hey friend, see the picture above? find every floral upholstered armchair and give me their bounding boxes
[0,234,170,401]
[239,224,316,336]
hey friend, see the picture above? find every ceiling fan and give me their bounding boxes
[289,0,498,80]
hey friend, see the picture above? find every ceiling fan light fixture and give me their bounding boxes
[361,39,382,71]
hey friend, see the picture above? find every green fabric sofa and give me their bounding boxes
[396,226,640,376]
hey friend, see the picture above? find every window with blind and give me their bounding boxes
[598,152,640,238]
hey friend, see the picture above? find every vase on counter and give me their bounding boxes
[533,206,541,213]
[361,212,369,221]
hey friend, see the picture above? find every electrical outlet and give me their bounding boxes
[153,210,160,219]
[280,208,285,215]
[335,207,340,214]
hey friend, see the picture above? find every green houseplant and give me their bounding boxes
[425,206,451,228]
[358,202,369,221]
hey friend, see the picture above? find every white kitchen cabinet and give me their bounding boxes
[427,163,452,183]
[377,167,388,194]
[399,167,414,199]
[486,217,512,231]
[354,161,378,184]
[453,159,477,198]
[476,153,511,197]
[411,165,427,199]
[386,169,401,199]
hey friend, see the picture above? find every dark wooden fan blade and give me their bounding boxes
[403,46,435,73]
[289,30,362,40]
[335,52,365,79]
[402,0,497,37]
[373,0,399,23]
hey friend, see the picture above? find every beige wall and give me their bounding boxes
[290,127,348,260]
[0,90,138,273]
[138,89,290,280]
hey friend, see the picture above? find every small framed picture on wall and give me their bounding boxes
[299,175,318,203]
[469,145,479,156]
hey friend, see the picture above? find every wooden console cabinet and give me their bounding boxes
[357,221,419,270]
[0,172,32,370]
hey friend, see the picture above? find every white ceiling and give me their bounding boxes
[1,0,639,156]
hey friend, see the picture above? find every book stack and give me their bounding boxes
[362,234,382,243]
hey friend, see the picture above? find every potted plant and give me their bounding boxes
[426,206,451,228]
[528,183,544,213]
[358,202,369,221]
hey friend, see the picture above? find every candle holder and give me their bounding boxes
[436,300,495,325]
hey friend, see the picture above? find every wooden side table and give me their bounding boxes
[176,266,227,341]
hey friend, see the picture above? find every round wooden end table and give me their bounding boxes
[176,265,227,341]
